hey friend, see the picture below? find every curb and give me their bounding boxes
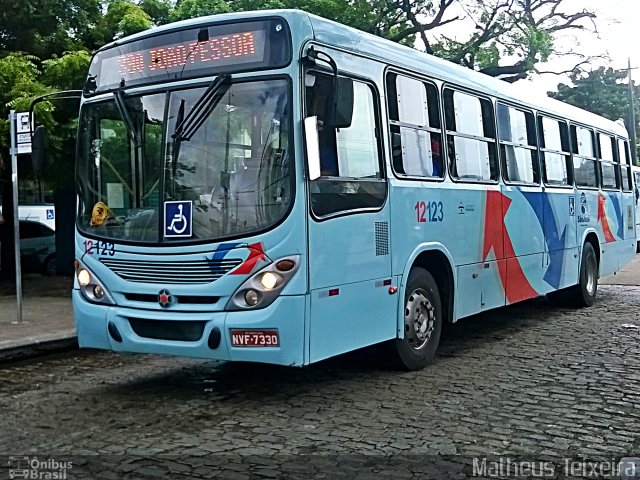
[0,336,78,364]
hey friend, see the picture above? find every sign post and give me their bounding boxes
[8,111,32,324]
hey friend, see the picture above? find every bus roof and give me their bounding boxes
[305,13,628,138]
[101,9,627,138]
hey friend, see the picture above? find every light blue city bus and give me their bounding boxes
[73,9,637,370]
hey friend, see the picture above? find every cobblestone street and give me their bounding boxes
[1,284,640,478]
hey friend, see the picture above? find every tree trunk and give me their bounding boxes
[54,187,75,275]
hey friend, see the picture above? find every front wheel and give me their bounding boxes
[391,267,442,371]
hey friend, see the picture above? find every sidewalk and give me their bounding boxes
[0,274,76,363]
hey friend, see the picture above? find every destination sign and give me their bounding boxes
[86,19,290,94]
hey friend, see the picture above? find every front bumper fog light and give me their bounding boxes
[245,289,260,306]
[93,285,105,299]
[78,269,91,287]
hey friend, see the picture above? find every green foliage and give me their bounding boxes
[550,67,640,161]
[0,0,101,58]
[0,54,53,149]
[171,0,232,21]
[83,0,154,50]
[551,68,637,124]
[42,51,92,91]
[139,0,174,25]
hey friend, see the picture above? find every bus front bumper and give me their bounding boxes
[73,290,307,366]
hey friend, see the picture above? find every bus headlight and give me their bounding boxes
[226,255,300,310]
[77,269,91,287]
[75,260,115,306]
[260,272,280,290]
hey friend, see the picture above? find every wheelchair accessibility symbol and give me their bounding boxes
[164,201,192,238]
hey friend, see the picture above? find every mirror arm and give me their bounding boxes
[306,47,339,121]
[28,90,82,136]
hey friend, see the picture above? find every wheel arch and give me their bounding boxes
[398,243,456,337]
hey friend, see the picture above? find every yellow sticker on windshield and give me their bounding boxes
[90,202,113,226]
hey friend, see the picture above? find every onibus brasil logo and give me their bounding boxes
[8,457,72,479]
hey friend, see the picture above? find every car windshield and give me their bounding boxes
[76,79,292,243]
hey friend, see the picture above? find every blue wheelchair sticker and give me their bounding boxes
[46,209,55,220]
[164,201,192,238]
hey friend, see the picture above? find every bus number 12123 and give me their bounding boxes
[415,201,444,223]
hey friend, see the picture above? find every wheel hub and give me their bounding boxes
[405,290,435,350]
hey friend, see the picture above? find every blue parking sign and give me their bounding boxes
[164,201,192,238]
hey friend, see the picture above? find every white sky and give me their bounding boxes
[515,0,639,94]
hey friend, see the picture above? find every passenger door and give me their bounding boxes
[305,66,395,362]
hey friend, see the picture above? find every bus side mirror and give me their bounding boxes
[31,125,46,175]
[329,77,354,129]
[304,116,321,181]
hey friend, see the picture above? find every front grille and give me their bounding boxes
[100,258,242,284]
[124,293,219,305]
[128,318,205,341]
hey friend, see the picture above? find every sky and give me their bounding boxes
[515,0,639,94]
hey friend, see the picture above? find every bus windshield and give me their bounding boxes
[76,79,292,243]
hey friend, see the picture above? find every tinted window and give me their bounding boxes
[444,89,497,182]
[618,138,633,191]
[19,222,52,239]
[497,103,538,184]
[598,133,619,190]
[538,116,572,186]
[387,74,443,179]
[572,125,598,188]
[306,73,385,217]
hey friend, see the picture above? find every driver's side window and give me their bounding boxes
[305,72,385,217]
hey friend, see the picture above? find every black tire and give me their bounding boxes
[42,254,56,277]
[391,267,442,371]
[566,242,598,307]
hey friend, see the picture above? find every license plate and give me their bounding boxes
[230,329,279,347]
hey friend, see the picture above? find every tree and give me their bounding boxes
[169,0,416,45]
[168,0,601,82]
[0,0,101,59]
[139,0,174,25]
[380,0,601,82]
[550,67,640,163]
[82,0,154,50]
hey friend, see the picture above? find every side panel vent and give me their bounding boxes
[375,221,389,256]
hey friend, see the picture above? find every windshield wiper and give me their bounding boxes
[170,73,231,178]
[172,74,231,143]
[113,89,141,147]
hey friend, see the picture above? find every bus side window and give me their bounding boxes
[598,133,619,190]
[572,125,598,188]
[538,116,571,186]
[386,73,443,179]
[618,138,633,192]
[305,72,386,217]
[443,89,497,182]
[497,103,538,184]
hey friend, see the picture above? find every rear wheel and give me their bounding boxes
[392,267,442,371]
[567,242,598,307]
